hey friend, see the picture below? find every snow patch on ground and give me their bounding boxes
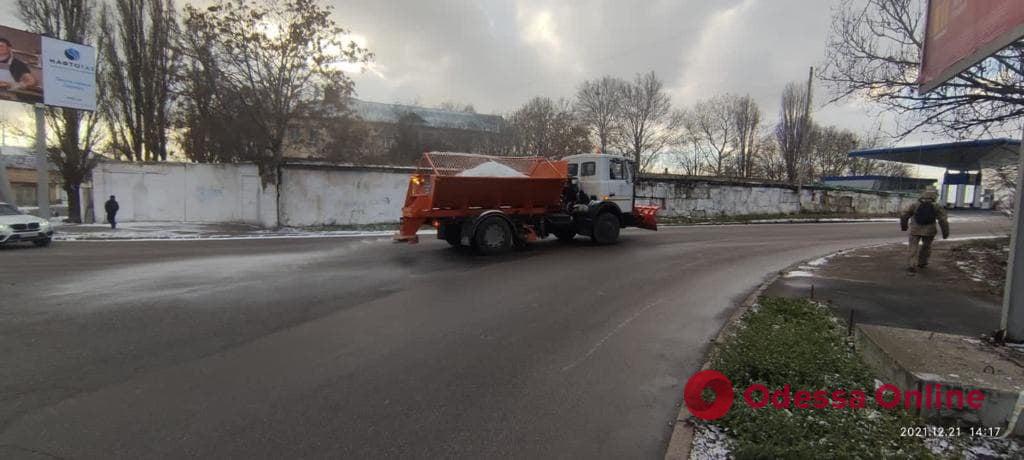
[922,426,1024,459]
[780,243,902,279]
[945,235,1006,242]
[457,161,526,177]
[689,422,731,460]
[747,218,897,224]
[782,247,867,278]
[689,422,1022,459]
[950,238,1010,292]
[52,222,431,242]
[784,270,816,278]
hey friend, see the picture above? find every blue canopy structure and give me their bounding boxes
[848,138,1021,208]
[848,138,1020,170]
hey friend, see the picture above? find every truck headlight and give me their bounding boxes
[0,224,9,233]
[40,220,51,229]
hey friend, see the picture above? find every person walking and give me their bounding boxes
[104,195,119,230]
[900,187,949,274]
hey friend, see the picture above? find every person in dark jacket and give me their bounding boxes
[104,195,119,229]
[900,188,949,274]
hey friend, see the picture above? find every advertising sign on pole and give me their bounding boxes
[0,24,96,111]
[0,24,97,219]
[918,0,1024,93]
[917,2,1024,340]
[41,36,97,111]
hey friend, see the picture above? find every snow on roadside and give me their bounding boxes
[56,230,406,242]
[689,422,732,460]
[922,426,1023,459]
[782,247,869,278]
[689,420,1022,459]
[52,222,431,242]
[949,238,1010,293]
[748,218,898,224]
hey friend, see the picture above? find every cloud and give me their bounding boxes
[0,0,956,154]
[336,0,731,112]
[333,0,901,145]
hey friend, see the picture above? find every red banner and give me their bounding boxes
[918,0,1024,93]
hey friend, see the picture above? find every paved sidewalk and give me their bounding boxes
[765,239,1006,337]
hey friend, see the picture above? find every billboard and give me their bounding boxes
[918,0,1024,94]
[0,24,96,111]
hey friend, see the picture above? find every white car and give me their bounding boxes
[0,202,54,247]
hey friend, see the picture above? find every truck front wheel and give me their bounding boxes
[591,212,620,245]
[473,217,513,255]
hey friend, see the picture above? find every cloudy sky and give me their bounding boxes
[0,0,928,154]
[335,0,886,133]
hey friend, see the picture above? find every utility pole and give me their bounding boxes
[35,103,50,219]
[0,154,13,205]
[1001,124,1024,341]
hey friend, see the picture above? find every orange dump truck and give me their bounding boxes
[395,152,658,254]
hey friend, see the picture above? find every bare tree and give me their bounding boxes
[807,125,858,181]
[435,101,476,113]
[180,0,372,184]
[775,82,813,184]
[17,0,104,222]
[823,0,1024,137]
[618,71,683,171]
[732,95,761,178]
[100,0,177,162]
[574,76,626,153]
[506,97,591,159]
[673,147,704,176]
[684,95,735,176]
[753,135,787,181]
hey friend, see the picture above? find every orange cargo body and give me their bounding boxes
[395,152,568,243]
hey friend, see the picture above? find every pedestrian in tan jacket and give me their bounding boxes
[900,188,950,273]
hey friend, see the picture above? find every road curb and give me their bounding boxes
[662,244,886,460]
[662,268,784,459]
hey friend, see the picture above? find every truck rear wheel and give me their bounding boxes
[591,212,620,245]
[473,216,512,255]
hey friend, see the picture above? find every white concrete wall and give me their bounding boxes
[637,178,911,218]
[91,162,276,226]
[92,162,913,228]
[279,166,411,226]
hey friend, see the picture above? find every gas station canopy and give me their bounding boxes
[848,138,1020,171]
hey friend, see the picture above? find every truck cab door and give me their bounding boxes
[608,157,634,210]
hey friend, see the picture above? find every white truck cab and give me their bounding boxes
[562,153,636,211]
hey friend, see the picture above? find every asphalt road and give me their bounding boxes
[0,216,1011,459]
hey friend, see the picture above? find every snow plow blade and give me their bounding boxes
[634,205,659,231]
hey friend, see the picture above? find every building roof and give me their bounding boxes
[348,99,503,133]
[0,151,57,171]
[848,138,1020,170]
[822,175,936,182]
